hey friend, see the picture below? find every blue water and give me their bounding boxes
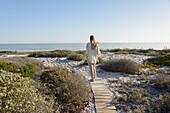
[0,43,169,52]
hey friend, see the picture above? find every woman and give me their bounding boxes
[86,35,101,81]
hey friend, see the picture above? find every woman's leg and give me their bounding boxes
[88,62,96,81]
[91,63,96,80]
[88,62,93,80]
[92,64,96,79]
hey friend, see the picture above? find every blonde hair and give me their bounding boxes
[90,35,98,50]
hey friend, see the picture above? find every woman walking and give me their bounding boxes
[86,35,101,81]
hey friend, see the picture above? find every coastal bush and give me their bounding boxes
[153,93,170,113]
[28,52,42,57]
[150,75,170,91]
[146,54,170,66]
[40,68,90,113]
[0,62,37,78]
[98,57,104,64]
[0,57,44,74]
[0,62,17,72]
[101,48,163,55]
[67,53,85,61]
[51,50,75,57]
[28,50,75,58]
[0,71,55,113]
[101,48,129,54]
[129,88,145,101]
[75,50,85,55]
[28,52,58,58]
[105,48,122,52]
[134,108,144,113]
[20,64,36,77]
[136,49,154,53]
[0,51,17,56]
[101,59,140,74]
[158,49,170,55]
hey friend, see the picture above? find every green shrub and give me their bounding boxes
[129,88,145,101]
[0,62,17,72]
[51,50,75,57]
[0,71,55,113]
[107,48,122,52]
[115,51,129,54]
[0,61,36,78]
[134,108,144,113]
[0,51,17,55]
[19,64,36,77]
[40,68,90,112]
[159,49,170,55]
[153,93,170,113]
[0,57,44,74]
[67,53,85,61]
[147,55,170,66]
[101,59,140,74]
[137,49,153,53]
[150,75,170,91]
[28,52,43,57]
[0,57,44,73]
[28,50,75,58]
[97,57,104,64]
[28,52,58,58]
[75,50,85,55]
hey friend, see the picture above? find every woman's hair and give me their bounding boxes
[90,35,98,50]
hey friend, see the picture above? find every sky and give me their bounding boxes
[0,0,170,43]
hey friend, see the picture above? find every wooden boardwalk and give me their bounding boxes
[90,78,117,113]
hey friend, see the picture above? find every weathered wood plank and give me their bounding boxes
[90,79,117,113]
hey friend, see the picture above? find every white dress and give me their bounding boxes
[86,43,101,64]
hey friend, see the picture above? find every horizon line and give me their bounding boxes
[0,42,170,44]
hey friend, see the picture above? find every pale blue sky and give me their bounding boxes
[0,0,170,43]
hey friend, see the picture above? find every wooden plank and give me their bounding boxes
[90,78,117,113]
[97,109,117,113]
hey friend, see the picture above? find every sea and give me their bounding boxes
[0,42,170,52]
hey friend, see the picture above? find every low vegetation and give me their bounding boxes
[0,58,42,77]
[0,57,44,72]
[146,54,170,66]
[102,48,170,55]
[128,88,146,102]
[111,73,170,113]
[0,61,36,77]
[153,93,170,113]
[75,50,85,55]
[0,62,17,72]
[101,59,140,74]
[28,50,75,58]
[150,75,170,92]
[19,64,36,77]
[98,57,104,64]
[0,57,91,112]
[40,68,90,113]
[67,53,85,61]
[112,88,147,113]
[0,71,55,113]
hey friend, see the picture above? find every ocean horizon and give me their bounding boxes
[0,42,170,52]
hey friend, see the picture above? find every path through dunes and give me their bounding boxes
[90,78,117,113]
